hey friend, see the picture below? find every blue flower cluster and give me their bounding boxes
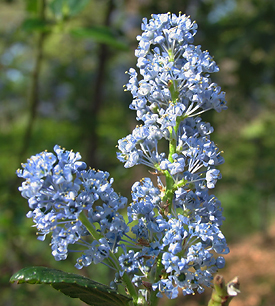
[17,12,229,302]
[17,145,128,265]
[116,13,229,298]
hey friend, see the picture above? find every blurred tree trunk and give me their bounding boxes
[86,0,115,169]
[19,0,46,160]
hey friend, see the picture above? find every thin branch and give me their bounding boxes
[86,0,115,168]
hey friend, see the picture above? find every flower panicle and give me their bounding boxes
[17,12,229,303]
[17,145,129,267]
[116,12,229,299]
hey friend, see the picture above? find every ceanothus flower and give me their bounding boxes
[17,12,229,303]
[125,13,226,125]
[116,12,229,299]
[17,145,128,265]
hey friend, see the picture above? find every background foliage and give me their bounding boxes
[1,0,275,305]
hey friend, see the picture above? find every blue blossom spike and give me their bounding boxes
[124,13,226,125]
[116,12,229,299]
[17,11,229,304]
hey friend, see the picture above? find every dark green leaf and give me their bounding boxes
[10,266,132,306]
[21,18,50,32]
[25,0,39,13]
[71,26,129,51]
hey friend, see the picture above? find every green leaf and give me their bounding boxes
[49,0,90,18]
[70,26,129,51]
[67,0,90,16]
[21,18,50,32]
[49,0,64,18]
[25,0,39,13]
[10,266,132,306]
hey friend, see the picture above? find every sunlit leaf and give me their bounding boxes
[10,266,132,306]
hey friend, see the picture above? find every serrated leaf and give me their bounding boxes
[10,266,132,306]
[70,26,129,51]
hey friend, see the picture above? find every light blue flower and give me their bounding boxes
[17,145,128,264]
[18,11,229,301]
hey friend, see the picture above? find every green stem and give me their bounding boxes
[78,213,139,304]
[78,213,101,240]
[208,275,240,306]
[163,115,183,207]
[150,256,163,306]
[164,113,190,203]
[167,127,177,163]
[121,271,139,305]
[173,178,188,190]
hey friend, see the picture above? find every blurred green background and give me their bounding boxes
[1,0,275,305]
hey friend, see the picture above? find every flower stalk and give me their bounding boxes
[208,275,240,306]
